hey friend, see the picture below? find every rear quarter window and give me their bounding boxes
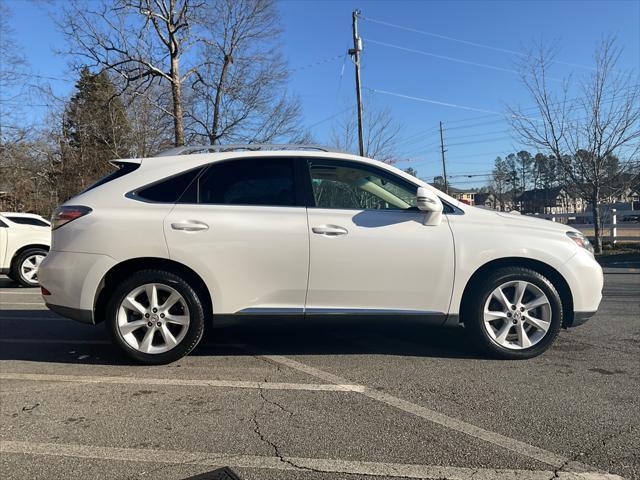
[81,162,141,194]
[134,167,203,203]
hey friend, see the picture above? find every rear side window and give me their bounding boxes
[0,219,7,227]
[82,162,141,193]
[136,168,203,203]
[184,158,296,206]
[5,216,49,227]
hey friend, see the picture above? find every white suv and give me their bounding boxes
[0,212,51,287]
[38,145,603,364]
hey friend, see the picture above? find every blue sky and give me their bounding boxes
[6,0,640,187]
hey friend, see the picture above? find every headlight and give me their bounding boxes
[566,231,594,254]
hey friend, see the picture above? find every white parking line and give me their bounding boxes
[0,441,623,479]
[259,354,584,471]
[0,302,46,306]
[0,372,365,393]
[0,291,42,295]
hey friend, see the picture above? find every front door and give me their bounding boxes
[163,157,309,314]
[304,159,455,320]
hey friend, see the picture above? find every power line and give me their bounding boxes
[290,54,346,73]
[371,86,639,141]
[361,16,599,71]
[306,106,354,130]
[447,136,516,147]
[374,89,607,131]
[429,84,640,130]
[369,88,511,116]
[393,126,440,148]
[365,38,526,77]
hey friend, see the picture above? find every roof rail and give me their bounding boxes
[155,144,346,157]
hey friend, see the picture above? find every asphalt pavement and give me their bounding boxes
[0,269,638,480]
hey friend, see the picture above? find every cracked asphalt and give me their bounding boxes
[0,269,638,480]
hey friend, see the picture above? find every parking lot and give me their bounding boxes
[0,269,638,480]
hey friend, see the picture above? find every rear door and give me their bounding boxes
[303,158,455,320]
[163,157,310,314]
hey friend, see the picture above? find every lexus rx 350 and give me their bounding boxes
[38,146,603,364]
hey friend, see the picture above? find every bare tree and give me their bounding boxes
[508,38,640,252]
[490,156,512,211]
[0,2,30,144]
[59,0,209,147]
[123,84,176,157]
[185,0,301,144]
[332,105,401,162]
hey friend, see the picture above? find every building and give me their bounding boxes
[517,187,586,215]
[448,187,476,206]
[474,192,497,209]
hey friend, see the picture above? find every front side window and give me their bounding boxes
[192,158,296,206]
[308,161,417,210]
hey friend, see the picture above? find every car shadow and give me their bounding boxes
[0,309,484,365]
[0,276,37,289]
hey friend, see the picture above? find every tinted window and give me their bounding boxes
[442,202,455,214]
[137,168,203,203]
[82,162,140,193]
[0,219,7,228]
[308,161,417,210]
[5,216,50,227]
[193,158,295,206]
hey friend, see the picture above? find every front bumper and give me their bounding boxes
[560,249,604,314]
[569,310,598,328]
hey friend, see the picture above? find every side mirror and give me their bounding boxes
[417,187,442,213]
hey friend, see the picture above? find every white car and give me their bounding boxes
[38,145,603,364]
[0,212,51,287]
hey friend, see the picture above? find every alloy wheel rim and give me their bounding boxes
[20,254,45,284]
[117,283,190,354]
[483,280,552,350]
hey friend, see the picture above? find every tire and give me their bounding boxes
[105,269,205,365]
[11,248,48,287]
[463,267,563,359]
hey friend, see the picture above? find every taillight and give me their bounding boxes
[51,205,92,230]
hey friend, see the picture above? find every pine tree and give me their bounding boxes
[59,68,132,200]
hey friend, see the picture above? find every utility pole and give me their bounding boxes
[349,9,365,157]
[439,121,449,194]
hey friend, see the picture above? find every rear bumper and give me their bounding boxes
[46,303,94,324]
[38,250,116,324]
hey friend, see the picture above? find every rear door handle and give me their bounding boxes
[171,220,209,232]
[312,225,348,236]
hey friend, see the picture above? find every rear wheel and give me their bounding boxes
[11,248,47,287]
[105,270,205,364]
[463,267,562,359]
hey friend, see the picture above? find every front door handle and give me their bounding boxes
[171,220,209,232]
[312,225,348,236]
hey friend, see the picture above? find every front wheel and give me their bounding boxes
[463,267,563,359]
[105,270,205,364]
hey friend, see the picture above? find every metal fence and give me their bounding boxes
[530,209,640,243]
